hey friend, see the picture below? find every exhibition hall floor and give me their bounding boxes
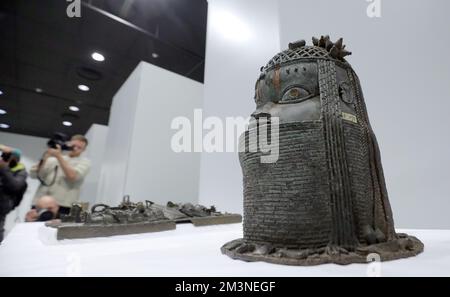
[0,222,449,277]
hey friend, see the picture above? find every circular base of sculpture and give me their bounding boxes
[221,233,424,266]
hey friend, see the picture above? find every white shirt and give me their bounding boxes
[30,155,91,208]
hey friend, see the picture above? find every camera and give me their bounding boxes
[1,151,18,168]
[1,152,12,162]
[47,132,73,151]
[36,208,56,221]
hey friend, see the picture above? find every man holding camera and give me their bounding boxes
[30,134,91,215]
[0,144,28,243]
[25,195,60,222]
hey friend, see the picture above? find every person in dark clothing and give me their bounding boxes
[0,145,28,243]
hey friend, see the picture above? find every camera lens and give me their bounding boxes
[1,152,11,162]
[37,209,55,221]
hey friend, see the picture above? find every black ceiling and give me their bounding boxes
[0,0,207,138]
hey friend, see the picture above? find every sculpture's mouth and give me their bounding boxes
[250,112,272,120]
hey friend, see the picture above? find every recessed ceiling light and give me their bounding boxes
[78,84,90,91]
[62,121,73,127]
[0,123,10,129]
[0,90,3,95]
[0,109,6,115]
[69,106,80,112]
[151,52,159,59]
[35,88,43,93]
[91,52,105,62]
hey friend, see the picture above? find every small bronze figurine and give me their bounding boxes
[49,197,241,240]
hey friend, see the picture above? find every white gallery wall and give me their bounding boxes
[97,62,204,206]
[80,124,108,206]
[198,0,281,214]
[95,63,142,206]
[277,0,450,229]
[0,131,47,235]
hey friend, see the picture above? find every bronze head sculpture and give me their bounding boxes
[222,36,424,265]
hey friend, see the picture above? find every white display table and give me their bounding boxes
[0,222,448,276]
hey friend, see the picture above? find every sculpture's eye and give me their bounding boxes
[281,87,310,102]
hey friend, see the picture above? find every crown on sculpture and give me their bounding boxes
[263,35,351,71]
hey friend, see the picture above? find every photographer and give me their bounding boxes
[0,144,28,243]
[25,195,60,222]
[29,134,91,215]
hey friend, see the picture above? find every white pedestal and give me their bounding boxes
[97,62,204,206]
[0,223,449,276]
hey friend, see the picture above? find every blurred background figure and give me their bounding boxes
[25,195,59,222]
[0,144,28,243]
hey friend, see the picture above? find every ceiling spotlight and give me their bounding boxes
[69,106,80,112]
[35,88,43,93]
[0,109,6,115]
[78,84,90,91]
[62,121,73,127]
[0,123,10,129]
[91,52,105,62]
[151,52,159,59]
[0,90,3,95]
